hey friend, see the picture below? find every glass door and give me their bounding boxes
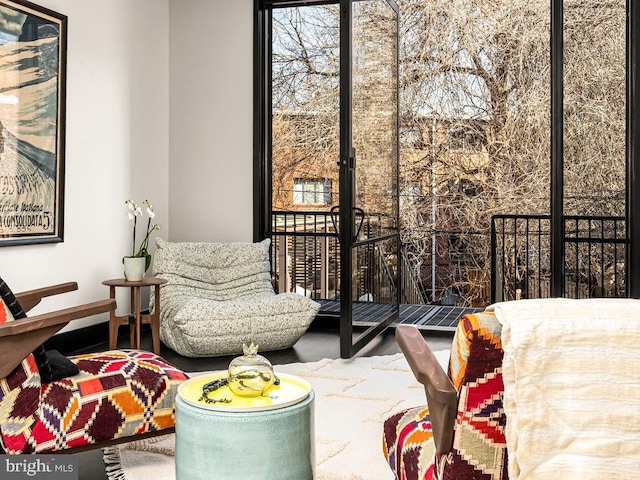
[339,0,400,358]
[256,0,399,358]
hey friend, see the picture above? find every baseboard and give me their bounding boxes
[47,314,338,355]
[43,322,110,355]
[43,322,149,356]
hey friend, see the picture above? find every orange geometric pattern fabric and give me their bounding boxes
[441,311,507,480]
[1,350,188,454]
[383,311,508,480]
[383,405,436,480]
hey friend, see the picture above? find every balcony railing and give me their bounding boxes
[271,211,626,309]
[491,214,626,302]
[270,211,425,304]
[271,211,339,299]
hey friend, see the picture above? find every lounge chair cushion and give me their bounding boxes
[0,353,41,453]
[440,311,507,480]
[154,238,320,357]
[0,296,14,323]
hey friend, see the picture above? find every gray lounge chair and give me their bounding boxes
[153,238,320,357]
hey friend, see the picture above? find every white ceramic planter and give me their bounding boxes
[123,256,145,281]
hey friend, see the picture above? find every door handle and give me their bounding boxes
[330,205,340,237]
[353,207,365,241]
[330,206,365,243]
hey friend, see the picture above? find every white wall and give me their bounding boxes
[0,0,254,332]
[168,0,254,243]
[0,0,170,330]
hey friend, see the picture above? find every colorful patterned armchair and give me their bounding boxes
[383,311,507,480]
[0,276,188,454]
[384,299,640,480]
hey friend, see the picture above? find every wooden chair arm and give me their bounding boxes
[395,325,457,455]
[15,282,79,312]
[0,298,116,378]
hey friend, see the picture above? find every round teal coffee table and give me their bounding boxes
[175,371,315,480]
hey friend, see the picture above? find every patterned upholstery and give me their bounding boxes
[0,289,41,454]
[383,311,507,480]
[1,349,188,454]
[0,292,15,322]
[0,351,41,454]
[0,281,188,454]
[442,312,507,480]
[153,238,320,357]
[383,406,435,480]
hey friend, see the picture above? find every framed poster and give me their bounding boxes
[0,0,66,246]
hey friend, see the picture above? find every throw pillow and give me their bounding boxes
[45,350,79,380]
[0,296,14,323]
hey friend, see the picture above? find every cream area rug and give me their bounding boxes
[104,351,450,480]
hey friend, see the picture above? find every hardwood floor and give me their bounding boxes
[71,322,453,480]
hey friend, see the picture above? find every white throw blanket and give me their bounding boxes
[490,298,640,480]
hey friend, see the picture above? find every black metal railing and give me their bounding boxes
[270,210,423,303]
[491,214,627,302]
[400,252,427,305]
[271,212,627,308]
[271,211,340,299]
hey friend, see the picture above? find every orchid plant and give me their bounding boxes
[125,199,160,272]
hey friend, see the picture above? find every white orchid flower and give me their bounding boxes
[125,198,160,263]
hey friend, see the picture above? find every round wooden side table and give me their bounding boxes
[102,277,168,354]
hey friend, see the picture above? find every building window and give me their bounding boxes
[293,178,332,205]
[402,181,422,203]
[448,127,483,152]
[400,125,424,149]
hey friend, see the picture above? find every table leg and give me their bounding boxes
[135,286,142,350]
[151,285,161,354]
[108,286,118,350]
[129,288,136,348]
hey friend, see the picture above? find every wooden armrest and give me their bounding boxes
[395,325,457,455]
[0,298,115,378]
[16,282,79,312]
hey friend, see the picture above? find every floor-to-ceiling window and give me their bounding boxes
[255,0,640,334]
